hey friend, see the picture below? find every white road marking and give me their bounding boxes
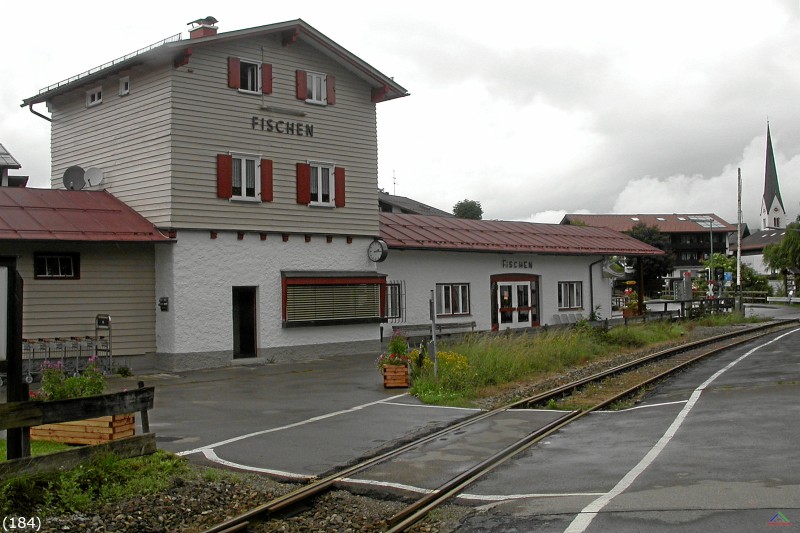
[593,400,689,413]
[202,449,312,480]
[177,393,409,456]
[564,328,799,533]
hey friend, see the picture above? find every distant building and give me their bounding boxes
[378,191,452,217]
[560,213,736,280]
[0,144,28,187]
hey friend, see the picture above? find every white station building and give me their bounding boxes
[14,18,662,371]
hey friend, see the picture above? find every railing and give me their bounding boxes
[37,33,182,95]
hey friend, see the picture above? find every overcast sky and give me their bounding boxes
[3,1,799,229]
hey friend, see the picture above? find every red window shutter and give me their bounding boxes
[334,167,345,207]
[295,70,308,100]
[261,159,273,202]
[296,163,311,204]
[227,57,240,89]
[262,63,272,94]
[217,154,233,199]
[326,75,336,105]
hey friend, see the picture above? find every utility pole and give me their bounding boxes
[737,167,743,312]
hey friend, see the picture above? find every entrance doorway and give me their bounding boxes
[491,275,539,329]
[232,286,257,358]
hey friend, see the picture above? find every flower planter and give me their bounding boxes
[382,364,410,388]
[30,414,135,445]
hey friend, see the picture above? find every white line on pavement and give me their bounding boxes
[564,327,800,533]
[177,393,409,456]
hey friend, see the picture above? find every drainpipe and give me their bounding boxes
[27,103,52,123]
[589,257,604,319]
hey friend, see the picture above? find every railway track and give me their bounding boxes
[202,320,797,533]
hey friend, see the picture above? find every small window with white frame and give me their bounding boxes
[306,71,327,104]
[86,86,103,107]
[239,59,260,93]
[34,252,80,280]
[231,153,260,200]
[119,76,130,96]
[558,281,583,310]
[309,161,335,206]
[436,283,470,316]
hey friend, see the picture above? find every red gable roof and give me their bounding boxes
[562,213,736,234]
[0,188,170,243]
[379,213,664,256]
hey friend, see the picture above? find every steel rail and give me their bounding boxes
[201,320,795,532]
[383,321,798,531]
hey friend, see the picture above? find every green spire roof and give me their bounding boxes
[764,124,785,212]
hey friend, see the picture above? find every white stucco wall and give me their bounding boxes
[379,250,613,330]
[155,230,381,369]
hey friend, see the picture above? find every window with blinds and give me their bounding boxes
[282,273,386,326]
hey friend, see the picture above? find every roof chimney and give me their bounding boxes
[188,16,218,39]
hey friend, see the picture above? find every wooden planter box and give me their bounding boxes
[30,414,135,445]
[382,364,410,388]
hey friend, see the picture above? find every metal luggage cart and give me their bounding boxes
[94,314,113,374]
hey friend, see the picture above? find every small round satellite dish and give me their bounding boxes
[85,167,105,188]
[63,166,86,190]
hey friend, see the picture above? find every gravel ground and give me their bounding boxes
[39,323,766,533]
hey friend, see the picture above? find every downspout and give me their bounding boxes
[27,103,52,123]
[589,257,604,319]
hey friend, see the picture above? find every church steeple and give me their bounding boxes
[761,123,786,230]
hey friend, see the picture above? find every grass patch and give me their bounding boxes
[0,439,71,461]
[410,317,745,407]
[0,450,189,516]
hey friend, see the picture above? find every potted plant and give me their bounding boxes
[29,356,135,445]
[376,333,411,388]
[622,288,639,317]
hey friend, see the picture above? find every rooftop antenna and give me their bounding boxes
[393,170,396,195]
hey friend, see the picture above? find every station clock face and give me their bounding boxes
[367,239,389,262]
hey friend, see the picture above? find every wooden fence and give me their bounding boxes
[0,384,155,479]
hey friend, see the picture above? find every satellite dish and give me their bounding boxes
[63,166,86,190]
[85,167,105,188]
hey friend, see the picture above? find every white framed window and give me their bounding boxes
[231,154,260,200]
[306,71,327,104]
[385,282,403,320]
[436,283,470,316]
[34,253,80,280]
[309,161,335,206]
[119,76,130,96]
[86,86,103,107]
[558,281,583,310]
[239,59,260,93]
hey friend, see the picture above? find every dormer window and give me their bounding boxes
[86,86,103,107]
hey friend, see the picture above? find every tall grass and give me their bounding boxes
[412,321,687,405]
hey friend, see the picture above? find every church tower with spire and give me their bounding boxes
[760,123,786,230]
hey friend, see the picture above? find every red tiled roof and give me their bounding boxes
[379,213,664,256]
[0,188,170,242]
[562,213,736,233]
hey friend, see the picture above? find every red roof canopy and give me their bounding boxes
[379,214,664,256]
[0,188,170,243]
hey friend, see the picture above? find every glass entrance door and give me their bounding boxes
[497,281,534,327]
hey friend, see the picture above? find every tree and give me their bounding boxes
[624,223,676,296]
[453,199,483,220]
[763,220,800,272]
[699,253,771,295]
